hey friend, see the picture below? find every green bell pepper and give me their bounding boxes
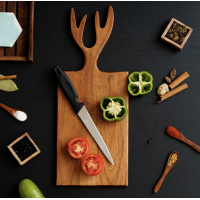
[100,97,128,122]
[128,71,153,96]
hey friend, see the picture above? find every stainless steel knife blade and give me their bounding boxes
[78,105,114,165]
[54,66,114,165]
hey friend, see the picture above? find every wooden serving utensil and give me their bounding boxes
[0,102,27,122]
[0,75,17,80]
[166,126,200,152]
[154,151,179,193]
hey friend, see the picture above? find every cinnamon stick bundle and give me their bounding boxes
[169,71,189,89]
[157,83,188,103]
[0,75,17,80]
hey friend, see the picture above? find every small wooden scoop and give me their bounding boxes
[0,75,17,80]
[154,151,179,193]
[166,126,200,152]
[0,102,27,122]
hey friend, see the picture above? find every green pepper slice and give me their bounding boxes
[128,71,153,96]
[100,97,128,122]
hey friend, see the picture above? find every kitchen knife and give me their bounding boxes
[53,66,114,165]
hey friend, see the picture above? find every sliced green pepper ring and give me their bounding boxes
[100,97,128,122]
[128,71,153,96]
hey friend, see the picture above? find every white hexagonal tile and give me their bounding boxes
[0,12,22,47]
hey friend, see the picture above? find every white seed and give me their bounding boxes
[106,102,122,116]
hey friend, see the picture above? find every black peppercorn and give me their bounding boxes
[12,136,37,161]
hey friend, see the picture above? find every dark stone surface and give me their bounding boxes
[0,1,200,197]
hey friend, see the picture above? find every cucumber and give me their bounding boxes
[19,179,45,198]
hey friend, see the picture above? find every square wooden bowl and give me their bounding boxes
[7,132,40,165]
[161,18,193,50]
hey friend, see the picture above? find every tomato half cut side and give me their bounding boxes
[68,137,90,159]
[81,154,104,176]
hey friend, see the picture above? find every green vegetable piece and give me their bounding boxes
[100,97,128,122]
[19,179,45,198]
[0,74,18,92]
[128,71,153,96]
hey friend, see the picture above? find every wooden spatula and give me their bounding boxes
[166,126,200,152]
[154,151,179,193]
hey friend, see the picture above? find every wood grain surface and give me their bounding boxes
[178,133,200,152]
[28,1,34,61]
[16,1,28,56]
[0,75,17,80]
[57,6,129,186]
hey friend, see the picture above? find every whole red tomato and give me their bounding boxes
[68,137,90,159]
[81,154,104,176]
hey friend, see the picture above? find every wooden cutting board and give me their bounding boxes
[56,6,129,186]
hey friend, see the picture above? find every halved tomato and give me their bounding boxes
[81,154,104,176]
[68,137,90,159]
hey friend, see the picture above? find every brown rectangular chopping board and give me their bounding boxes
[56,5,129,186]
[57,70,129,186]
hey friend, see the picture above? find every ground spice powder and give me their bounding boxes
[166,126,181,139]
[169,153,178,164]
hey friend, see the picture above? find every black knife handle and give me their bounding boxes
[53,66,84,113]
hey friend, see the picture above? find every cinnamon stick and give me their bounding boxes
[169,71,189,89]
[157,83,188,103]
[0,75,17,80]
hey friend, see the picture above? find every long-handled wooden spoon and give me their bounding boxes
[166,126,200,152]
[0,102,27,122]
[154,151,179,193]
[0,75,17,80]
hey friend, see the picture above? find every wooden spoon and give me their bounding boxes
[0,75,17,80]
[166,126,200,152]
[0,102,27,122]
[154,151,179,193]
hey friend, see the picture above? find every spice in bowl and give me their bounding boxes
[169,152,178,164]
[166,22,188,44]
[7,133,41,165]
[12,136,37,161]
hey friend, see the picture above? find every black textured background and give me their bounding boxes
[1,1,200,198]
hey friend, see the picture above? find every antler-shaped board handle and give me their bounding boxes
[70,6,114,71]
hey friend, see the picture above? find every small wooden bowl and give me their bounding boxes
[7,132,41,165]
[161,18,193,50]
